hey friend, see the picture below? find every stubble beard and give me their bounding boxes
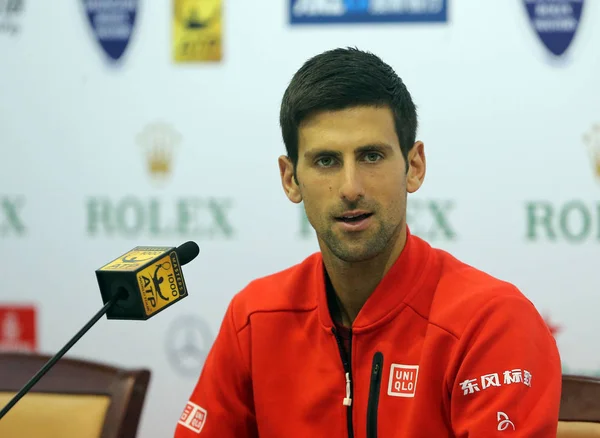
[321,217,403,263]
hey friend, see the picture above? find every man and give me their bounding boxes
[174,47,562,437]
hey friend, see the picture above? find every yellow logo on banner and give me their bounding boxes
[173,0,222,62]
[99,247,170,271]
[137,253,185,316]
[136,122,182,183]
[583,124,600,181]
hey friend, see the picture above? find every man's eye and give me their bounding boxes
[364,152,383,162]
[316,157,335,167]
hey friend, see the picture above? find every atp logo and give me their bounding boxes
[497,411,515,431]
[140,261,175,307]
[136,252,185,317]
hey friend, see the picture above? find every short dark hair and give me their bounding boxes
[279,47,418,170]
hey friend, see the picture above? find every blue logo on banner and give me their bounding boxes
[83,0,138,61]
[523,0,584,57]
[290,0,448,24]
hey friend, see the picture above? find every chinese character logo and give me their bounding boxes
[136,121,182,185]
[82,0,138,62]
[387,364,419,398]
[522,0,584,57]
[460,369,532,396]
[583,124,600,183]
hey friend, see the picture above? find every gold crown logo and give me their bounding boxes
[583,123,600,181]
[136,122,182,181]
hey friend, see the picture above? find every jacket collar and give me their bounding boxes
[316,226,434,333]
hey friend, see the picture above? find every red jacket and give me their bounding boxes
[174,229,562,437]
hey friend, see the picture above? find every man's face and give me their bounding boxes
[280,105,423,263]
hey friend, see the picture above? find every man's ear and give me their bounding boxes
[406,141,426,193]
[278,155,303,203]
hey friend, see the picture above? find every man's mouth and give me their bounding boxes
[335,212,373,223]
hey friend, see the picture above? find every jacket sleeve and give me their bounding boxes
[174,297,258,437]
[449,293,562,437]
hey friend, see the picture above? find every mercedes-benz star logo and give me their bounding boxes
[166,315,213,377]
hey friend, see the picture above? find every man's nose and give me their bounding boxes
[339,163,365,203]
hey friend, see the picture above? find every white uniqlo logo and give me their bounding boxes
[387,364,419,398]
[178,401,207,434]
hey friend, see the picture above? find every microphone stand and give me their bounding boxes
[0,293,121,421]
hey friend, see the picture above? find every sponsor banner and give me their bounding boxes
[173,0,223,62]
[0,305,37,352]
[523,0,584,57]
[290,0,448,25]
[83,0,138,62]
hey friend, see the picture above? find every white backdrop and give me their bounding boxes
[1,1,599,437]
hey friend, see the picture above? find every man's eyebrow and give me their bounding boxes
[304,143,395,159]
[303,149,343,160]
[354,143,395,154]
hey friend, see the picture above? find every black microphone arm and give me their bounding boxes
[0,241,199,421]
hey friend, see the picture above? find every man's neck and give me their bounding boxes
[322,225,408,327]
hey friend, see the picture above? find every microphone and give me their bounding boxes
[96,241,200,320]
[0,241,200,421]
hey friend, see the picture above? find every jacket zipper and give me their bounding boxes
[332,327,354,438]
[367,352,384,438]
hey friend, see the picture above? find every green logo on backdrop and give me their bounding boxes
[0,196,26,236]
[86,197,234,238]
[298,199,457,242]
[525,201,599,242]
[86,122,235,239]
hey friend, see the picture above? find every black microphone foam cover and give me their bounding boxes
[176,241,200,266]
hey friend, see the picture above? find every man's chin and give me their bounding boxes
[328,241,384,264]
[334,250,381,264]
